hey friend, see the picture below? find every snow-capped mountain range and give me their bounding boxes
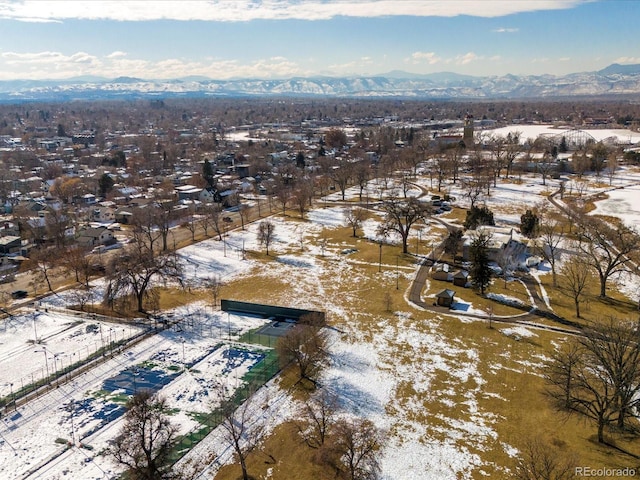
[1,64,640,102]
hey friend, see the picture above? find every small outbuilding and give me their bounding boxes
[435,289,456,308]
[452,270,469,287]
[431,263,450,281]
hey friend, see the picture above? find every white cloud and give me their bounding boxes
[492,27,519,33]
[0,1,591,22]
[406,51,442,65]
[455,52,480,65]
[406,51,491,67]
[614,56,640,64]
[0,50,307,80]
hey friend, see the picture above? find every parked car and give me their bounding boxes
[11,290,27,299]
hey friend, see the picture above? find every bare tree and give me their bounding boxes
[277,323,328,385]
[291,181,314,219]
[330,159,354,201]
[238,199,249,230]
[330,418,383,480]
[504,131,522,178]
[297,389,338,449]
[257,220,276,256]
[275,185,291,217]
[460,175,487,209]
[605,152,618,186]
[131,206,162,251]
[61,245,95,288]
[377,196,429,254]
[205,275,224,310]
[45,206,73,249]
[537,217,565,287]
[30,247,57,292]
[547,317,640,448]
[183,206,198,241]
[344,206,366,237]
[512,436,577,480]
[536,151,555,186]
[353,160,371,201]
[107,391,178,480]
[202,202,223,240]
[546,341,583,410]
[575,218,640,298]
[559,254,592,318]
[579,318,640,430]
[105,242,183,312]
[217,385,265,480]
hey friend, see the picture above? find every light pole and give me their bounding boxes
[32,314,39,344]
[68,399,76,446]
[133,368,139,395]
[35,347,50,383]
[53,353,61,385]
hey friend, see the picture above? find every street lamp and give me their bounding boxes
[53,353,62,386]
[35,346,50,383]
[32,314,39,344]
[68,399,76,446]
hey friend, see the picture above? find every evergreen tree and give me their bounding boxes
[469,231,492,294]
[296,151,306,168]
[464,205,495,230]
[520,209,539,238]
[559,135,568,153]
[202,158,215,187]
[98,173,115,197]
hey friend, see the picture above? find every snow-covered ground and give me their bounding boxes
[590,181,640,227]
[0,303,274,480]
[4,164,640,479]
[487,125,640,145]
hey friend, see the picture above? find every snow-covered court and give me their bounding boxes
[0,304,274,479]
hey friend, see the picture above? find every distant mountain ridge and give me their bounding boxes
[1,64,640,102]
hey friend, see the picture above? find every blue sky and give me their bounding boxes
[0,0,636,80]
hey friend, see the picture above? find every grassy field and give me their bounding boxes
[190,210,639,479]
[47,190,640,478]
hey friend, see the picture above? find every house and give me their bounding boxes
[431,263,450,281]
[114,208,134,224]
[435,289,456,308]
[76,226,115,248]
[462,226,519,261]
[0,235,22,254]
[79,193,97,205]
[175,185,203,202]
[452,270,469,287]
[92,206,116,223]
[199,187,222,203]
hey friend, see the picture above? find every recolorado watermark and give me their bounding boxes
[576,466,636,477]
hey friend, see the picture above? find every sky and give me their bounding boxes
[0,0,637,81]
